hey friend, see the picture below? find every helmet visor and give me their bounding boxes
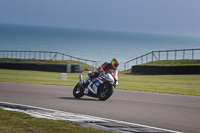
[114,63,119,67]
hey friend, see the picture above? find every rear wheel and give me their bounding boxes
[98,83,114,101]
[73,83,84,98]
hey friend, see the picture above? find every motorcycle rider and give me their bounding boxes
[82,58,119,94]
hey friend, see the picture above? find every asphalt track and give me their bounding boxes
[0,82,200,133]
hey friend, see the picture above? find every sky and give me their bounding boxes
[0,0,200,36]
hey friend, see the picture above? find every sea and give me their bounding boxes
[0,24,200,70]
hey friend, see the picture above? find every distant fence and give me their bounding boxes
[1,49,200,71]
[0,50,98,68]
[0,50,125,70]
[124,48,200,70]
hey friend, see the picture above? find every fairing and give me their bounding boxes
[88,70,118,94]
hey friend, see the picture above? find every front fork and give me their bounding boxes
[79,75,83,85]
[78,75,84,91]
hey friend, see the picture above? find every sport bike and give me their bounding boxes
[73,70,118,101]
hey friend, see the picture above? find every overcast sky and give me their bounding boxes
[0,0,200,36]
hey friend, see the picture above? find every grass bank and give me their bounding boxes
[141,59,200,66]
[0,108,112,133]
[0,69,200,96]
[0,58,95,71]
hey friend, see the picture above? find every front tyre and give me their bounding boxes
[73,83,84,98]
[98,83,114,101]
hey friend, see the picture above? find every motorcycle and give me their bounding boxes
[73,70,118,101]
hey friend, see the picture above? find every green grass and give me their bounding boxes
[0,108,112,133]
[141,59,200,66]
[0,69,200,96]
[118,74,200,96]
[0,69,81,86]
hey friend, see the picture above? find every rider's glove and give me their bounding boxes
[91,72,95,77]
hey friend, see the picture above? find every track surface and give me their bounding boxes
[0,82,199,133]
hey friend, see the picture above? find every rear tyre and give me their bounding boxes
[98,83,114,101]
[73,83,84,98]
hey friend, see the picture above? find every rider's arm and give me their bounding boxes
[97,63,108,72]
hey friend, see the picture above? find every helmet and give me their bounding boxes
[111,58,119,69]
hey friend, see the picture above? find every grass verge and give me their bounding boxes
[0,108,112,133]
[118,74,200,96]
[0,69,200,96]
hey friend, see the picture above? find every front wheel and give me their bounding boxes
[98,83,114,101]
[73,83,84,98]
